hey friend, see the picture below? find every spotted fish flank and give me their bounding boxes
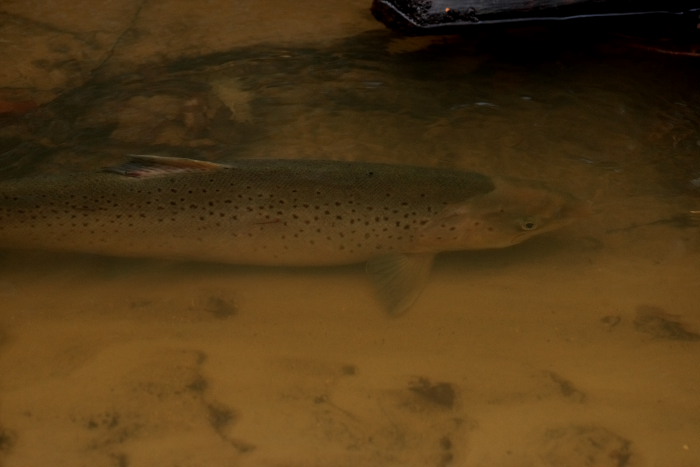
[0,156,582,315]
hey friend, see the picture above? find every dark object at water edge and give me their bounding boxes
[371,0,700,34]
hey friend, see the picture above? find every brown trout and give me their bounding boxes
[0,156,581,315]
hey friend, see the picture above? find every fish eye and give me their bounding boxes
[520,218,538,231]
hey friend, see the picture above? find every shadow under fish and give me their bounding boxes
[0,156,584,315]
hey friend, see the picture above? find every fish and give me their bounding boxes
[0,155,582,315]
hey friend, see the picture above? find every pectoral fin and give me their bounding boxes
[366,253,435,317]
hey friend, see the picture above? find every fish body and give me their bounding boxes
[0,156,580,314]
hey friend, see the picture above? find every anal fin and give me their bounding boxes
[366,253,435,317]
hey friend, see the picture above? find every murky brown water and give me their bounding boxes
[1,1,699,466]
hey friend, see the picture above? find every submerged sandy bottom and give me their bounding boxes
[0,213,698,466]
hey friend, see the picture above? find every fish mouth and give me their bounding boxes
[564,198,593,219]
[510,231,530,244]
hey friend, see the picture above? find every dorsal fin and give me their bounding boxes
[103,155,229,178]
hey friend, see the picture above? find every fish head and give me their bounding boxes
[416,179,587,252]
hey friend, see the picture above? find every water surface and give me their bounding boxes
[0,1,699,466]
